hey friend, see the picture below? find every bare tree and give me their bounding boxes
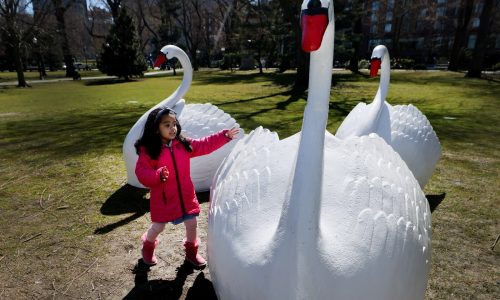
[347,0,364,73]
[0,0,48,87]
[170,0,207,70]
[106,0,121,20]
[389,0,430,59]
[278,0,308,88]
[467,0,496,77]
[52,0,80,77]
[448,0,474,71]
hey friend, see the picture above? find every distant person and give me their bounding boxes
[134,107,239,268]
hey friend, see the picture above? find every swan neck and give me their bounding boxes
[375,51,390,103]
[281,18,335,248]
[164,50,193,108]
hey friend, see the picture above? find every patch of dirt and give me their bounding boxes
[93,195,216,299]
[0,191,217,299]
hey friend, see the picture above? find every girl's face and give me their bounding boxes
[158,114,177,143]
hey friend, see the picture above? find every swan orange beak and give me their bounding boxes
[370,58,382,77]
[301,9,328,52]
[154,53,166,68]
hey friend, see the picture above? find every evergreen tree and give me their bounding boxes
[98,9,147,80]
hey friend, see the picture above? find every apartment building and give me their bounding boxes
[358,0,499,66]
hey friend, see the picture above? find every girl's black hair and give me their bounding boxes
[134,107,192,160]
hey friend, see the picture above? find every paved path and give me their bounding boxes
[0,69,182,87]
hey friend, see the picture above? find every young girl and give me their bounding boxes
[134,107,239,268]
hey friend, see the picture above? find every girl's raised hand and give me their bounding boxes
[225,127,240,140]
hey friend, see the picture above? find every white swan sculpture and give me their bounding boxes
[335,45,441,187]
[123,45,242,191]
[208,1,431,299]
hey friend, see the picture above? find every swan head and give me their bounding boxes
[300,0,332,52]
[153,45,180,68]
[370,45,388,77]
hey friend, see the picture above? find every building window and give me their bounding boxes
[386,11,393,21]
[420,9,427,17]
[385,23,392,33]
[371,24,378,34]
[472,18,480,28]
[369,39,382,50]
[372,1,379,11]
[468,34,477,49]
[474,3,484,14]
[437,0,447,4]
[434,21,444,31]
[437,7,446,17]
[416,37,424,50]
[371,14,378,22]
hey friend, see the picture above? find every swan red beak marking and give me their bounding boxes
[154,53,166,68]
[301,10,328,52]
[370,58,382,77]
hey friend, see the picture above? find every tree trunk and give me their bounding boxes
[13,39,28,87]
[449,0,474,71]
[467,0,494,78]
[348,1,363,73]
[54,5,77,78]
[278,0,308,89]
[257,42,263,74]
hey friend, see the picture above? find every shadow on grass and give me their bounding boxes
[194,71,292,87]
[94,184,149,235]
[95,185,212,235]
[427,193,446,213]
[85,78,144,86]
[0,107,145,160]
[125,260,217,300]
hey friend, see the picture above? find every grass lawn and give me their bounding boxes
[0,69,498,298]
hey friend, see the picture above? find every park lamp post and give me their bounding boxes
[32,37,46,80]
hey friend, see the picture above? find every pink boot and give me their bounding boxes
[183,239,206,269]
[141,233,158,265]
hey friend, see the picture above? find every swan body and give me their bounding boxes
[336,45,441,187]
[208,1,431,299]
[123,45,241,191]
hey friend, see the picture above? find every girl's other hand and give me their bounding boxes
[225,127,240,140]
[160,167,169,182]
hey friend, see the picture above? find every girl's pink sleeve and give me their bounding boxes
[135,149,163,188]
[189,129,232,158]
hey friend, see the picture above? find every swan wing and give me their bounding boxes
[209,127,305,299]
[179,103,243,192]
[389,104,441,187]
[335,102,369,139]
[315,133,430,300]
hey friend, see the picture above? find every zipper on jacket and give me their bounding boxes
[169,145,187,215]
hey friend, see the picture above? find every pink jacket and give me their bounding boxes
[135,130,231,223]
